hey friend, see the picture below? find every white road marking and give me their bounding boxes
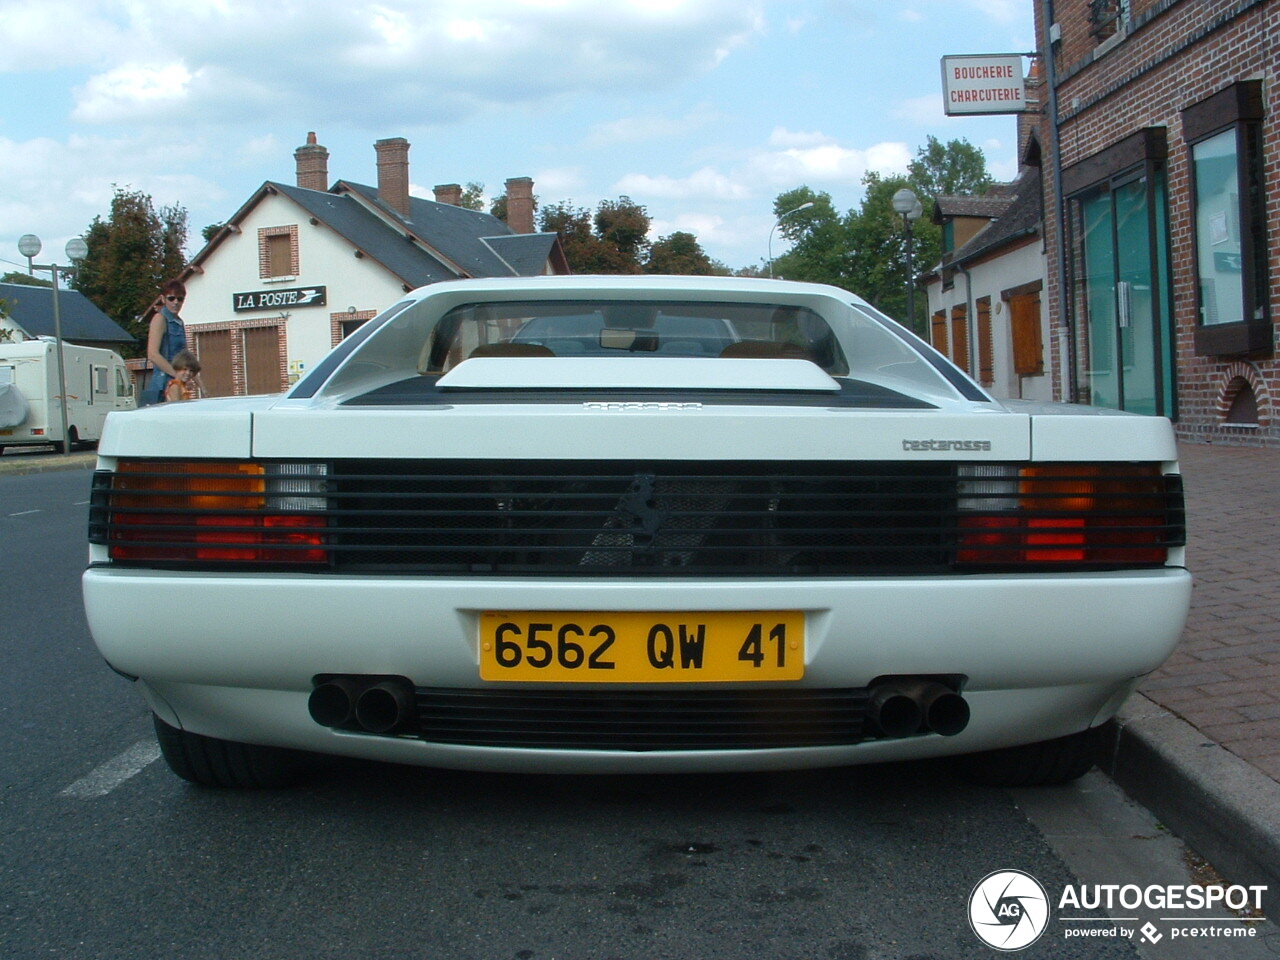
[8,509,41,517]
[74,500,89,505]
[61,740,161,798]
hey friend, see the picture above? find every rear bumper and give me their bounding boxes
[83,566,1191,771]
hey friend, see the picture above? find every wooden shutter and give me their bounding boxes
[950,305,969,373]
[1009,293,1044,376]
[931,311,948,353]
[243,326,284,395]
[976,297,994,386]
[267,234,292,277]
[193,330,233,397]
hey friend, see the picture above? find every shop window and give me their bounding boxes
[1184,82,1270,356]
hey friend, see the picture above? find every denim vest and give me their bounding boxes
[153,307,188,397]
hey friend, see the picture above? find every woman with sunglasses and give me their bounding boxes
[145,280,189,403]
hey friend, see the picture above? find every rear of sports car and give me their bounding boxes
[82,277,1191,787]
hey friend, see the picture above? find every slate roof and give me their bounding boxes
[0,282,134,344]
[269,182,456,286]
[932,193,1015,221]
[337,181,562,279]
[945,169,1043,267]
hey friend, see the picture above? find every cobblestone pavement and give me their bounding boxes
[1140,442,1280,783]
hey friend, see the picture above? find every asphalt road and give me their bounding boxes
[1,466,1273,960]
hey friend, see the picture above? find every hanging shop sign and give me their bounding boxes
[232,286,327,312]
[941,54,1028,115]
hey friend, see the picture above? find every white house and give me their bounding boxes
[921,166,1056,403]
[167,134,568,397]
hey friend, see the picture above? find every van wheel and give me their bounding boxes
[152,714,307,788]
[952,728,1101,787]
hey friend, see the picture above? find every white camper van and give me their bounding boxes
[0,339,135,454]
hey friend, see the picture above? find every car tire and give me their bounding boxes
[953,727,1101,787]
[152,714,307,788]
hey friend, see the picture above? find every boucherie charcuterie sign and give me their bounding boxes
[232,286,327,312]
[940,54,1027,115]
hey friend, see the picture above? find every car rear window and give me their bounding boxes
[416,300,850,375]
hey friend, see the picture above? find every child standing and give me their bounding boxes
[164,349,202,402]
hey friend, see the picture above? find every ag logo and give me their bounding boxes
[968,869,1049,951]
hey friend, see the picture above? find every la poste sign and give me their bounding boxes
[941,54,1028,115]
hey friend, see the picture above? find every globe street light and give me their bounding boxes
[892,188,924,331]
[19,235,90,455]
[768,201,816,278]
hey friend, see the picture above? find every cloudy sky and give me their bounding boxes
[0,0,1034,274]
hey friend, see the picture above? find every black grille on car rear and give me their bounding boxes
[328,459,957,575]
[413,686,871,750]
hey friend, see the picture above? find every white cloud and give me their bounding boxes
[72,62,197,123]
[15,1,765,129]
[615,167,752,201]
[585,106,719,148]
[767,128,832,149]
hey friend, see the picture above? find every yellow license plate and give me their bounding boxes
[0,429,12,436]
[479,611,804,683]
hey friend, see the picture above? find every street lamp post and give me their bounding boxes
[768,201,816,278]
[891,188,924,331]
[17,235,89,455]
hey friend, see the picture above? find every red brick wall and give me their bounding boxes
[1036,0,1279,445]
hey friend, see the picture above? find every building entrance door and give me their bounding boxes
[1078,171,1174,416]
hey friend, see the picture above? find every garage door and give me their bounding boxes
[193,330,233,397]
[244,326,283,395]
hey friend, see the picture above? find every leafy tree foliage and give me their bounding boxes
[458,182,486,212]
[538,196,652,274]
[1,271,52,287]
[645,231,726,275]
[768,137,992,333]
[72,186,188,352]
[202,222,224,243]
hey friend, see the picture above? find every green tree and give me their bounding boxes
[538,197,652,274]
[1,271,52,287]
[908,135,993,199]
[202,222,224,243]
[769,137,991,333]
[459,182,486,212]
[72,186,188,352]
[645,231,725,275]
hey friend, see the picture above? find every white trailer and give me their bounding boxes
[0,339,135,453]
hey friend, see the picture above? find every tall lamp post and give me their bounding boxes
[767,201,816,278]
[17,235,89,455]
[891,188,924,331]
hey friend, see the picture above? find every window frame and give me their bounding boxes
[1183,82,1271,357]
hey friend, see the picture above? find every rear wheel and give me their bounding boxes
[153,714,307,788]
[953,728,1101,787]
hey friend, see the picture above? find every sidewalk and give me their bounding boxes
[1106,440,1280,913]
[1142,442,1280,780]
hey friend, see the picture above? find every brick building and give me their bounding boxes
[161,134,568,398]
[1034,0,1278,444]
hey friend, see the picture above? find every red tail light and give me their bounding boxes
[956,463,1174,567]
[101,460,329,566]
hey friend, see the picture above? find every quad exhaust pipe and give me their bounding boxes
[309,676,415,735]
[866,678,969,739]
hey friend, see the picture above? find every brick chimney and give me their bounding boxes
[375,137,412,218]
[504,177,535,234]
[294,132,329,191]
[434,183,463,206]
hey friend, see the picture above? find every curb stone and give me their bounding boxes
[0,452,97,477]
[1102,692,1280,917]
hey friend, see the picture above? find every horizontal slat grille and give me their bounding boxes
[413,687,870,750]
[89,459,1185,575]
